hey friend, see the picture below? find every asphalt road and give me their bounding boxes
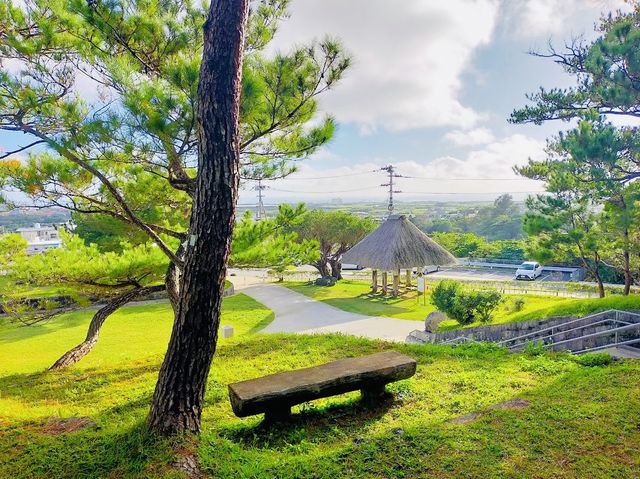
[425,267,558,283]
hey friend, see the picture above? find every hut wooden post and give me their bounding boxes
[372,270,378,293]
[405,269,412,288]
[392,270,400,297]
[382,272,388,294]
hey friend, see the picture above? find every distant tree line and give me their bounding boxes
[412,194,524,241]
[430,232,527,261]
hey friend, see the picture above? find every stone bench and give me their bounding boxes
[228,351,417,421]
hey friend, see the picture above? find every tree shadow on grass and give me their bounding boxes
[218,393,395,450]
[1,418,178,479]
[0,312,93,345]
[324,297,410,316]
[0,362,159,404]
[245,312,276,335]
[207,362,640,478]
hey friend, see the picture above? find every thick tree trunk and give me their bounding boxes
[329,258,342,280]
[49,286,164,370]
[312,260,330,277]
[147,0,248,436]
[311,242,332,277]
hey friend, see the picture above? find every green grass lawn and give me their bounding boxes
[285,280,640,330]
[1,292,640,478]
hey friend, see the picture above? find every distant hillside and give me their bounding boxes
[0,207,71,232]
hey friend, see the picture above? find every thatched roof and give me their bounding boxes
[341,214,456,271]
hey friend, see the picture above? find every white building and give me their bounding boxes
[16,223,62,254]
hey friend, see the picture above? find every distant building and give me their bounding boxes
[16,223,62,254]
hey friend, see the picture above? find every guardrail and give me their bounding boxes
[496,309,640,354]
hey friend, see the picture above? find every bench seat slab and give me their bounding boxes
[228,351,417,417]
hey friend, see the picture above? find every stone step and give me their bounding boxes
[600,345,640,359]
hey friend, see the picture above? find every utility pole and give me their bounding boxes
[252,179,268,220]
[381,165,403,216]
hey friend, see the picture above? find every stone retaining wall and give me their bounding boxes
[407,310,640,352]
[408,315,574,344]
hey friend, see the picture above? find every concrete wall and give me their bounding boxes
[407,310,640,352]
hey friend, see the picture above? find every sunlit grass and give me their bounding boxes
[285,280,583,327]
[1,291,639,478]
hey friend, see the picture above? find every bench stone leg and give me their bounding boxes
[361,384,387,402]
[264,406,291,422]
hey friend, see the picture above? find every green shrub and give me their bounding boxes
[431,279,460,313]
[524,340,547,356]
[511,297,526,312]
[449,290,478,325]
[471,290,504,323]
[573,353,613,367]
[431,280,503,325]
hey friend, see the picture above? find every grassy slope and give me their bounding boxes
[285,280,640,329]
[1,293,639,478]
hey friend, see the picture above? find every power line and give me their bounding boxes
[278,171,378,180]
[401,190,546,196]
[270,186,379,194]
[403,176,533,181]
[380,165,403,215]
[275,171,535,181]
[251,179,268,220]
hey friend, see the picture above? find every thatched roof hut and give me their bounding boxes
[342,214,456,271]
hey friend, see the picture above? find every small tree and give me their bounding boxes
[294,210,375,279]
[230,204,319,279]
[4,233,168,368]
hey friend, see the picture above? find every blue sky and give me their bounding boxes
[0,0,630,206]
[244,0,629,205]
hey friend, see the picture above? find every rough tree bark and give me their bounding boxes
[329,258,342,280]
[311,240,331,277]
[146,0,249,436]
[49,285,164,370]
[328,243,348,280]
[312,259,330,277]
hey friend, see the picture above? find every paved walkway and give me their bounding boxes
[240,284,422,342]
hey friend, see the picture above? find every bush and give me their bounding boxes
[573,353,613,367]
[431,280,503,325]
[471,290,504,323]
[314,276,337,287]
[431,280,460,313]
[524,340,547,356]
[511,297,526,312]
[449,290,478,325]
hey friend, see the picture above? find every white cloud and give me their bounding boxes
[445,128,495,146]
[239,134,546,203]
[503,0,629,38]
[270,0,500,132]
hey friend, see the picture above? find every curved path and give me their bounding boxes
[240,284,422,342]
